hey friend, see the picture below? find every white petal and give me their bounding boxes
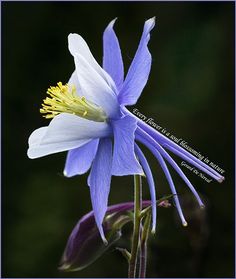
[74,54,120,118]
[68,70,82,94]
[27,113,111,159]
[28,127,47,146]
[68,33,117,92]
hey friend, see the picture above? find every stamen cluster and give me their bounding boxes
[40,82,107,122]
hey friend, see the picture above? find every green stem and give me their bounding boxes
[128,175,142,278]
[139,213,151,278]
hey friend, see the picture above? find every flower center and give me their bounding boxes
[40,82,107,122]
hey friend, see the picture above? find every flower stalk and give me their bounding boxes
[128,175,142,278]
[139,212,152,278]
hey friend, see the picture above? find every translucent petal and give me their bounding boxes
[74,53,120,118]
[68,70,82,95]
[68,33,117,92]
[27,113,110,159]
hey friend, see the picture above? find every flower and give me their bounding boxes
[27,17,224,242]
[28,18,155,243]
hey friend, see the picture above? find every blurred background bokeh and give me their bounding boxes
[2,2,235,278]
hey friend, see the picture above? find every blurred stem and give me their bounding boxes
[116,248,131,262]
[128,175,142,278]
[139,213,151,278]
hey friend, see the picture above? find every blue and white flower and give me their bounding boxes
[27,17,224,242]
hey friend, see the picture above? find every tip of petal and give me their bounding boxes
[110,17,118,25]
[27,149,39,159]
[27,149,32,159]
[141,172,146,177]
[218,176,225,183]
[104,18,118,32]
[63,169,76,178]
[149,16,156,22]
[98,226,108,246]
[102,236,108,246]
[58,262,71,271]
[151,226,156,235]
[182,221,188,227]
[145,16,156,29]
[68,33,78,42]
[200,204,205,210]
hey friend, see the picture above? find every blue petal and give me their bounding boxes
[111,115,143,176]
[137,127,204,208]
[103,18,124,92]
[135,144,157,233]
[162,143,223,182]
[88,138,113,243]
[151,142,204,207]
[135,116,224,182]
[118,17,155,106]
[136,132,187,226]
[64,139,99,177]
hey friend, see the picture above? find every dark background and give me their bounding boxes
[2,1,235,278]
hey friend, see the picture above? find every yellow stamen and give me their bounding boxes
[40,82,107,122]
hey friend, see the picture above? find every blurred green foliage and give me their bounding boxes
[2,2,234,278]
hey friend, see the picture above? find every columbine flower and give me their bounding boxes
[27,17,224,242]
